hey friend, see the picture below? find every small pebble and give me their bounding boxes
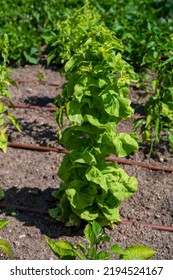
[19,234,26,239]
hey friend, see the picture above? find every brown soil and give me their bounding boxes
[0,65,173,260]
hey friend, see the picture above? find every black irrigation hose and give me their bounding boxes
[14,79,61,87]
[8,103,143,119]
[7,104,57,112]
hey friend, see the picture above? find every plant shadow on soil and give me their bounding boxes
[8,118,58,146]
[23,96,55,106]
[1,186,83,239]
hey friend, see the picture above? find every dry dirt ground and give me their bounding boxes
[0,64,173,260]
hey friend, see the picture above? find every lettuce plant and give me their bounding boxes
[49,3,138,227]
[0,34,20,152]
[46,221,157,260]
[0,220,13,259]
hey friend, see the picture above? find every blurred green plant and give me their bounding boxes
[35,69,46,82]
[0,220,13,259]
[0,34,20,152]
[133,25,173,154]
[0,186,5,201]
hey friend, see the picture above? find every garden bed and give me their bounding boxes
[0,65,173,260]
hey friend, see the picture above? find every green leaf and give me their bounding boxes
[86,165,108,192]
[70,149,96,165]
[0,220,9,230]
[23,51,39,64]
[0,187,5,201]
[84,223,96,246]
[67,100,83,123]
[74,205,100,221]
[96,250,110,260]
[86,164,138,200]
[119,245,157,260]
[7,115,21,131]
[0,239,13,259]
[100,235,110,243]
[0,132,8,153]
[142,129,151,142]
[45,237,77,260]
[110,244,125,255]
[114,133,138,157]
[77,242,87,257]
[92,220,102,236]
[96,193,121,223]
[48,207,61,220]
[66,180,97,209]
[166,130,173,150]
[133,118,144,132]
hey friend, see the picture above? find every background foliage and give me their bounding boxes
[0,0,172,68]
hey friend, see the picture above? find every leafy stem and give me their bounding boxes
[46,221,157,260]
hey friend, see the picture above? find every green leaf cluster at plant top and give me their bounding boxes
[0,220,13,259]
[46,221,157,260]
[0,34,20,152]
[49,2,138,227]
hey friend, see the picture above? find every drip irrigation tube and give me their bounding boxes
[107,156,173,172]
[8,103,143,119]
[14,79,60,87]
[0,202,173,232]
[8,104,57,112]
[8,142,69,154]
[121,219,173,232]
[8,142,173,172]
[0,203,47,214]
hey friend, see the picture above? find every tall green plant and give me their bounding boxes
[49,3,138,227]
[0,34,20,152]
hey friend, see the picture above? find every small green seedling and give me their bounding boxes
[35,70,46,82]
[46,221,156,260]
[7,207,17,217]
[0,220,13,259]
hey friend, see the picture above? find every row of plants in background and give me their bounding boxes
[133,29,173,154]
[0,34,20,152]
[49,2,139,228]
[1,0,172,67]
[0,0,85,64]
[46,221,157,260]
[95,0,173,72]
